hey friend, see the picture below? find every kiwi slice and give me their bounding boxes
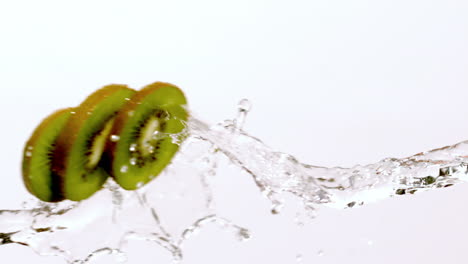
[52,84,136,201]
[104,82,188,190]
[22,108,73,202]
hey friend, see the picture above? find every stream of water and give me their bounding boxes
[2,100,468,263]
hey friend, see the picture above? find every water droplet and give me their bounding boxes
[222,119,235,129]
[129,143,137,152]
[270,201,284,215]
[27,146,33,151]
[127,110,134,117]
[171,134,182,144]
[271,208,280,214]
[136,182,144,188]
[147,146,155,154]
[237,228,251,241]
[120,166,128,173]
[233,99,252,131]
[25,151,32,157]
[110,135,120,142]
[237,98,252,113]
[130,158,137,166]
[124,97,131,101]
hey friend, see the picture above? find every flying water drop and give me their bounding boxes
[120,165,128,173]
[110,135,120,142]
[234,98,252,131]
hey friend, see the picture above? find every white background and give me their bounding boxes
[1,0,468,263]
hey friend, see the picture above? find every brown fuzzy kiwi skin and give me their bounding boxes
[22,108,74,202]
[51,84,136,201]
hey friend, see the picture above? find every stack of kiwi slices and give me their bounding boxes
[22,82,188,202]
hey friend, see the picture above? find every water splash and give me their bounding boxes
[2,99,468,263]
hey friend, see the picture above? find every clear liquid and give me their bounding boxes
[2,100,468,263]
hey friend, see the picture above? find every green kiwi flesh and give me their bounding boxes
[104,82,188,190]
[52,84,136,201]
[22,108,73,202]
